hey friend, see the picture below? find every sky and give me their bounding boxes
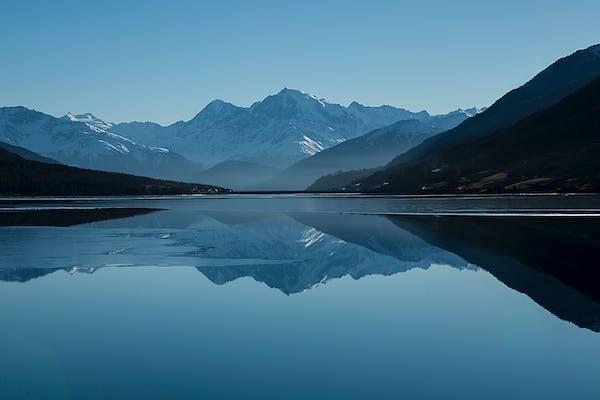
[1,0,599,125]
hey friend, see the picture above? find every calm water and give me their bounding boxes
[1,195,599,399]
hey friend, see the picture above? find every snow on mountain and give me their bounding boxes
[0,91,483,186]
[426,107,485,131]
[63,112,114,131]
[296,135,325,155]
[0,107,199,180]
[462,107,486,117]
[112,88,436,169]
[259,119,444,191]
[256,106,485,190]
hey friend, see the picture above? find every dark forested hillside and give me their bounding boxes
[0,148,226,196]
[307,168,379,192]
[0,142,59,164]
[355,77,600,193]
[351,44,600,193]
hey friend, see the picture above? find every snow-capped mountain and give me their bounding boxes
[259,119,444,190]
[0,107,200,180]
[63,112,114,131]
[112,88,444,169]
[0,92,482,187]
[254,107,484,190]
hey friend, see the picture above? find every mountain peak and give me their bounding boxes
[277,87,303,96]
[447,107,485,117]
[249,88,329,117]
[276,87,315,97]
[275,88,327,105]
[201,99,234,112]
[64,112,98,120]
[191,99,242,122]
[463,107,486,116]
[63,112,113,130]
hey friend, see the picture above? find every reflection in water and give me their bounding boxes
[197,212,470,294]
[388,215,600,332]
[0,205,599,331]
[0,207,159,226]
[0,210,470,291]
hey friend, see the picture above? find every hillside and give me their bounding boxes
[307,168,379,192]
[352,44,600,193]
[356,77,600,193]
[0,148,226,196]
[0,108,200,181]
[0,141,59,164]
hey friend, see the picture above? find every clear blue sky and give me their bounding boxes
[2,0,599,125]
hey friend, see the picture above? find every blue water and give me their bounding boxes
[0,196,599,399]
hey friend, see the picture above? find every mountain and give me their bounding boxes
[355,76,600,193]
[0,107,201,181]
[413,77,600,193]
[427,107,485,130]
[257,119,443,190]
[192,160,281,191]
[1,93,477,189]
[0,141,59,164]
[112,88,455,169]
[350,43,600,193]
[63,112,114,130]
[0,147,226,195]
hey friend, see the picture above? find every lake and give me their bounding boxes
[1,194,599,399]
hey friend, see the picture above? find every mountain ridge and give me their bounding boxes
[256,119,444,190]
[355,76,600,193]
[349,43,600,193]
[0,106,202,181]
[112,88,480,170]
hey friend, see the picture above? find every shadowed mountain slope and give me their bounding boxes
[0,148,226,196]
[357,77,600,193]
[351,44,600,193]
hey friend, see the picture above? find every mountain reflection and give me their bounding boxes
[387,215,600,332]
[0,207,160,227]
[197,212,470,294]
[0,207,598,331]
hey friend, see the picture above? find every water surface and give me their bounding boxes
[1,195,599,399]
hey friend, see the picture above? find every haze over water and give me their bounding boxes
[0,195,599,399]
